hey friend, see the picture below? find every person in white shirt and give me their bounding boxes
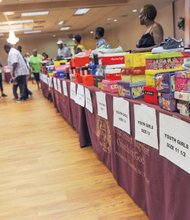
[4,44,29,102]
[57,40,71,59]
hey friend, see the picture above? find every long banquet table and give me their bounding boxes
[41,75,190,220]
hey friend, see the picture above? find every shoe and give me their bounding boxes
[2,93,7,97]
[28,93,33,99]
[182,57,190,70]
[16,98,26,103]
[152,38,184,53]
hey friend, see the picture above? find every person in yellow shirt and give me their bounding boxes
[74,35,85,54]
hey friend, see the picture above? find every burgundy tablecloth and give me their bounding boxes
[110,97,190,220]
[42,75,190,220]
[53,80,91,147]
[56,80,72,126]
[41,81,49,99]
[84,87,113,171]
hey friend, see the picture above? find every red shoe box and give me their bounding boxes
[99,53,125,66]
[121,67,145,75]
[74,56,90,67]
[144,86,158,105]
[105,69,121,80]
[75,74,83,83]
[105,74,121,80]
[81,75,94,86]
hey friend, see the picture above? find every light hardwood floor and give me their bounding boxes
[0,83,149,220]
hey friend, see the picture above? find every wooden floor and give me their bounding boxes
[0,83,149,220]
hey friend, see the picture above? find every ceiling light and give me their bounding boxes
[90,31,94,34]
[72,38,75,41]
[3,12,15,16]
[74,8,90,15]
[0,26,33,33]
[114,19,118,22]
[132,9,137,13]
[58,20,65,25]
[21,11,49,17]
[7,31,19,45]
[107,18,112,21]
[24,30,42,34]
[0,20,33,25]
[60,26,70,31]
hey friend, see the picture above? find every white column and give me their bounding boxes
[185,0,190,46]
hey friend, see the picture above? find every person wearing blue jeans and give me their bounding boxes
[4,44,29,102]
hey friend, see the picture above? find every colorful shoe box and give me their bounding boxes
[54,60,67,66]
[175,70,190,92]
[102,80,119,93]
[125,53,148,68]
[145,52,184,71]
[121,74,146,83]
[159,92,177,112]
[117,81,145,99]
[144,86,158,105]
[155,72,175,93]
[175,91,190,117]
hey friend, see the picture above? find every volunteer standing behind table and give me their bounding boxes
[29,49,42,90]
[74,35,85,54]
[4,44,29,102]
[56,40,71,59]
[95,27,110,49]
[136,4,164,51]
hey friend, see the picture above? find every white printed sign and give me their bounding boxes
[44,74,48,84]
[113,97,130,134]
[75,84,85,107]
[96,91,108,119]
[48,77,53,88]
[40,73,43,82]
[57,79,62,93]
[62,80,68,96]
[160,113,190,174]
[134,104,158,149]
[85,88,93,113]
[53,78,58,91]
[70,82,76,100]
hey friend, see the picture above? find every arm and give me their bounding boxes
[12,63,18,78]
[152,23,164,46]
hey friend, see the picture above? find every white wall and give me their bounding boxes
[83,3,176,51]
[0,36,75,65]
[0,1,185,65]
[174,0,185,40]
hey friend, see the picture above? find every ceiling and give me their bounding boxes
[0,0,174,38]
